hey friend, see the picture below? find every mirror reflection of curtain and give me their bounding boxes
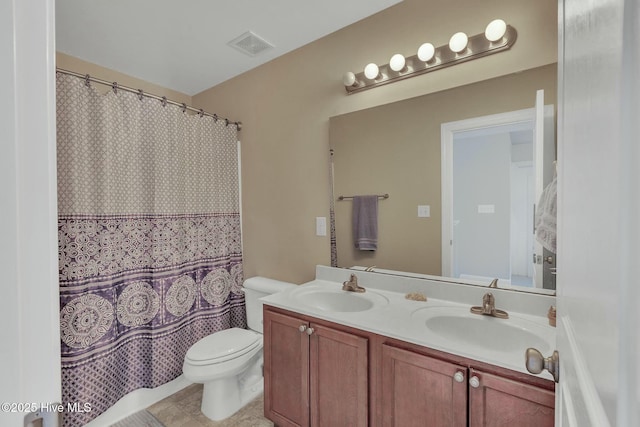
[56,73,245,427]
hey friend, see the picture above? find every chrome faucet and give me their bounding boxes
[342,273,366,293]
[482,293,496,313]
[470,292,509,319]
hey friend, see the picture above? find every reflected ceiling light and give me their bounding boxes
[449,32,469,53]
[417,43,435,62]
[364,63,380,80]
[342,23,516,94]
[389,54,406,72]
[485,19,507,42]
[342,71,357,87]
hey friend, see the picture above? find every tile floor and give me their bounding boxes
[147,384,273,427]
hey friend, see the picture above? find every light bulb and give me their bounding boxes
[343,71,356,87]
[389,54,406,72]
[364,63,379,80]
[417,43,435,62]
[449,32,468,53]
[485,19,507,42]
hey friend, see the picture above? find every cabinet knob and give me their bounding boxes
[469,376,480,388]
[298,325,307,332]
[453,371,465,383]
[306,327,314,335]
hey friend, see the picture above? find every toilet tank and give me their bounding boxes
[243,277,296,333]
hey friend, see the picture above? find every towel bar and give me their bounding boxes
[338,194,389,201]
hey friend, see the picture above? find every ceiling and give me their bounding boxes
[56,0,401,96]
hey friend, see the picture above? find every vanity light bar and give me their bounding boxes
[343,24,517,95]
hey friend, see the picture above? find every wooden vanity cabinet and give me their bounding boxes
[263,310,310,427]
[376,340,555,427]
[468,368,555,427]
[264,306,554,427]
[380,344,467,427]
[263,308,368,427]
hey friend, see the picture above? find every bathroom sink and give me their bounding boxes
[412,306,553,354]
[290,287,388,313]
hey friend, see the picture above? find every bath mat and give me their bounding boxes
[111,410,165,427]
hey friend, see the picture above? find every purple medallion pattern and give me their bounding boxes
[166,275,196,317]
[60,294,114,349]
[230,263,244,294]
[201,268,232,305]
[59,215,246,427]
[116,281,160,326]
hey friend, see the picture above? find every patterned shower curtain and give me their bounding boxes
[56,73,246,426]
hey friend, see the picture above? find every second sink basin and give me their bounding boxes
[289,287,388,313]
[412,306,553,354]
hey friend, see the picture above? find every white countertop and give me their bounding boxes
[261,268,556,382]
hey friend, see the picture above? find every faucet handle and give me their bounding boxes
[342,273,365,292]
[343,273,358,286]
[482,292,495,305]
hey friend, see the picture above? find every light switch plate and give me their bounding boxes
[316,217,327,236]
[418,205,430,217]
[478,204,495,214]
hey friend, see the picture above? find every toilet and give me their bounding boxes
[182,276,296,421]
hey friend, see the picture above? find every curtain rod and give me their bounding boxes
[56,68,242,131]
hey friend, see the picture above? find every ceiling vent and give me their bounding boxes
[228,31,274,57]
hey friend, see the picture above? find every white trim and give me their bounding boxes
[557,316,610,426]
[0,0,61,425]
[84,376,192,427]
[440,108,535,277]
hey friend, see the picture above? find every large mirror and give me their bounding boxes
[329,63,557,293]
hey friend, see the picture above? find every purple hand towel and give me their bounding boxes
[353,195,378,251]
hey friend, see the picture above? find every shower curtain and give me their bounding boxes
[56,73,246,426]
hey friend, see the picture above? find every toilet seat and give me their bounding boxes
[185,328,262,366]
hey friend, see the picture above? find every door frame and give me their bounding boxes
[441,108,536,279]
[0,0,61,425]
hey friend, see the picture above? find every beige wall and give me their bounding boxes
[193,0,557,284]
[330,64,557,275]
[56,52,192,104]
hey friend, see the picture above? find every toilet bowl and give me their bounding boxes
[182,277,295,421]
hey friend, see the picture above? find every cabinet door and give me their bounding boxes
[468,369,554,427]
[380,344,467,427]
[309,323,368,427]
[264,310,310,427]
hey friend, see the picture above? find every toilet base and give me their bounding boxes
[200,372,264,421]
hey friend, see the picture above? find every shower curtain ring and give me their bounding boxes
[84,74,91,87]
[225,118,229,127]
[161,96,167,107]
[138,89,144,101]
[112,82,118,94]
[213,114,218,122]
[199,109,204,117]
[182,103,187,113]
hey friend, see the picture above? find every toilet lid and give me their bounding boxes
[186,328,260,363]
